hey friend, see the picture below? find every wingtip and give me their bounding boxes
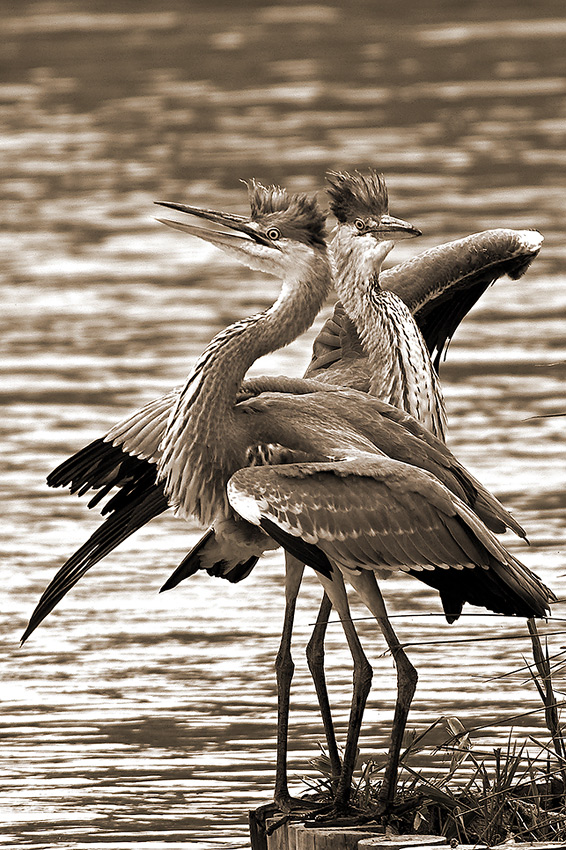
[20,624,33,646]
[159,577,176,593]
[20,605,50,644]
[514,522,529,544]
[159,557,199,593]
[517,229,544,253]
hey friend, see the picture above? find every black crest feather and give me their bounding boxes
[326,169,389,223]
[246,179,327,246]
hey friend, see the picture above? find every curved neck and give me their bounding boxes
[159,249,332,521]
[330,228,391,344]
[330,229,447,441]
[188,251,331,427]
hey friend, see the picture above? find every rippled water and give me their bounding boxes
[2,2,566,848]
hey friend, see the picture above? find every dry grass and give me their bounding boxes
[306,620,566,845]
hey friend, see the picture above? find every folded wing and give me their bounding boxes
[228,456,554,622]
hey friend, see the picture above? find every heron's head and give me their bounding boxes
[156,180,328,279]
[326,169,421,271]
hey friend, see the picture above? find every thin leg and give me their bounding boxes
[273,554,305,810]
[316,572,373,810]
[347,570,418,811]
[305,592,341,782]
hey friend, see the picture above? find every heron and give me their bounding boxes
[159,171,543,809]
[22,181,553,816]
[314,170,446,437]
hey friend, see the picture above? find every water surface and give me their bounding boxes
[2,2,566,848]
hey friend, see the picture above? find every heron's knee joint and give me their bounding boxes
[305,639,325,670]
[354,658,373,691]
[399,663,418,696]
[275,654,295,680]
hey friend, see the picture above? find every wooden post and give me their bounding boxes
[271,823,385,850]
[263,825,450,850]
[254,812,566,850]
[357,838,447,849]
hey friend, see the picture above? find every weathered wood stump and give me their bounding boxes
[258,821,449,850]
[266,822,385,850]
[250,806,566,850]
[357,838,447,849]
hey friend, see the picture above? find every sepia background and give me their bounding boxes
[2,1,565,848]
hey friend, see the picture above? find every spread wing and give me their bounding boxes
[227,458,555,622]
[45,379,308,511]
[307,228,543,378]
[47,388,179,504]
[21,484,169,643]
[21,392,179,643]
[263,387,527,541]
[387,228,543,370]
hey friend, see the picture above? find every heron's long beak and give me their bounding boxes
[154,199,287,275]
[372,214,421,240]
[155,200,272,248]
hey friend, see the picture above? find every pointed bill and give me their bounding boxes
[154,199,287,273]
[373,214,422,240]
[155,200,272,246]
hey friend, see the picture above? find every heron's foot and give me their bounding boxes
[273,792,326,814]
[303,799,377,828]
[267,794,391,832]
[316,798,394,827]
[251,800,280,825]
[265,798,327,836]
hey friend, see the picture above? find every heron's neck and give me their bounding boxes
[186,277,326,427]
[159,251,331,520]
[330,232,390,347]
[330,233,447,440]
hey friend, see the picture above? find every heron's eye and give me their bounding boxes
[354,219,365,231]
[266,227,281,241]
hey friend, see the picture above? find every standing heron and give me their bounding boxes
[21,181,554,818]
[317,170,446,437]
[160,171,542,809]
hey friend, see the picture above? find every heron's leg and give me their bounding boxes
[305,592,341,783]
[316,572,373,810]
[273,554,308,810]
[347,570,417,811]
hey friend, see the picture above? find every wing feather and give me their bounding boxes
[46,389,178,506]
[21,484,169,643]
[306,302,366,382]
[228,457,554,620]
[384,228,543,370]
[264,389,525,541]
[307,229,542,379]
[105,388,179,460]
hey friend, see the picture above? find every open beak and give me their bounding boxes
[371,214,422,240]
[155,200,273,248]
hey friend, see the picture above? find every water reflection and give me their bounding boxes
[2,1,566,847]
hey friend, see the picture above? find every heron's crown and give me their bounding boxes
[326,170,389,223]
[246,179,327,247]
